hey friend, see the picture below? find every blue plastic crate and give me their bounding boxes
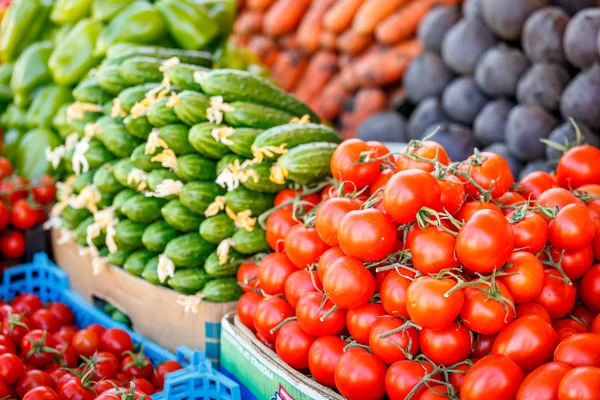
[153,347,241,400]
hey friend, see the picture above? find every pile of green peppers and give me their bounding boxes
[0,0,258,182]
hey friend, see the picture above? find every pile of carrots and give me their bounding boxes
[234,0,460,137]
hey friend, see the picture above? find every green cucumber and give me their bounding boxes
[96,127,143,158]
[73,77,112,105]
[199,69,319,122]
[241,162,286,193]
[141,257,168,286]
[157,124,194,155]
[93,161,124,195]
[224,102,295,129]
[173,91,210,126]
[180,182,226,216]
[164,233,215,267]
[112,188,137,216]
[124,115,153,139]
[117,83,160,112]
[119,57,163,86]
[95,64,130,95]
[276,142,337,185]
[75,216,106,247]
[188,122,231,160]
[124,250,157,277]
[161,199,203,232]
[174,154,217,182]
[216,154,245,176]
[253,123,341,157]
[107,248,132,267]
[113,219,147,251]
[199,214,235,245]
[98,192,115,209]
[121,194,167,223]
[147,169,179,192]
[106,46,213,68]
[62,205,92,230]
[73,169,97,194]
[130,144,162,172]
[66,139,115,171]
[200,278,243,302]
[232,227,269,255]
[224,187,275,216]
[142,220,180,253]
[227,128,262,158]
[204,250,243,278]
[166,64,208,91]
[147,97,178,127]
[113,159,138,189]
[167,268,212,295]
[96,115,126,132]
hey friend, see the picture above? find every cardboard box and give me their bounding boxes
[51,230,236,364]
[221,312,344,400]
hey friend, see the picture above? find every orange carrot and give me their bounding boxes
[263,0,311,36]
[233,10,264,36]
[319,30,338,51]
[247,36,280,67]
[323,0,366,33]
[271,50,309,92]
[278,34,299,50]
[293,51,339,102]
[376,0,459,45]
[312,75,352,121]
[246,0,276,11]
[297,0,338,54]
[336,29,372,55]
[353,0,409,34]
[348,88,389,125]
[353,39,422,87]
[338,66,359,91]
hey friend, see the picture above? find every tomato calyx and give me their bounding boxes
[539,247,573,286]
[415,207,462,235]
[538,205,559,219]
[104,382,150,400]
[25,330,59,360]
[572,188,600,204]
[6,312,29,335]
[371,253,414,274]
[122,349,151,371]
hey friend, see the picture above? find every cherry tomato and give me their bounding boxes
[275,321,316,370]
[346,303,386,345]
[236,261,259,293]
[533,269,576,319]
[151,360,183,390]
[22,386,60,400]
[257,252,297,296]
[508,211,548,255]
[16,369,54,398]
[0,352,23,384]
[32,176,57,205]
[237,292,262,332]
[46,302,74,327]
[369,318,419,365]
[265,209,298,251]
[548,203,596,251]
[516,362,570,400]
[460,281,516,335]
[55,343,78,368]
[550,245,594,281]
[274,189,320,212]
[29,309,60,334]
[94,380,119,394]
[456,209,514,274]
[498,251,544,304]
[519,171,556,200]
[459,152,515,199]
[2,312,30,345]
[89,352,119,381]
[556,145,600,189]
[406,224,458,274]
[323,256,375,309]
[71,329,99,358]
[100,329,133,359]
[557,366,600,400]
[0,202,9,231]
[86,324,106,337]
[0,177,28,204]
[334,348,387,400]
[383,169,441,224]
[385,360,435,400]
[456,201,502,223]
[592,314,600,334]
[0,335,15,355]
[10,199,38,231]
[437,173,466,216]
[284,270,322,309]
[380,269,414,319]
[21,330,58,367]
[284,225,329,269]
[461,354,524,400]
[515,303,552,324]
[295,292,346,337]
[330,139,380,188]
[93,387,147,399]
[317,247,345,282]
[59,378,95,400]
[554,333,600,367]
[420,322,472,365]
[253,297,294,342]
[396,140,450,172]
[0,230,26,259]
[131,378,154,395]
[11,293,43,316]
[308,336,345,388]
[53,325,78,345]
[406,276,464,330]
[0,157,12,179]
[120,352,153,380]
[580,264,600,312]
[338,209,396,262]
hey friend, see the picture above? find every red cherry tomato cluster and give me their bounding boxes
[0,292,183,399]
[0,157,56,261]
[238,139,600,400]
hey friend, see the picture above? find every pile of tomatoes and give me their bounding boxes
[0,157,56,262]
[0,292,183,399]
[237,137,600,400]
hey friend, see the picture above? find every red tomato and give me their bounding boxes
[330,139,380,188]
[0,177,28,204]
[93,387,147,399]
[284,225,329,269]
[31,177,57,205]
[2,312,30,345]
[22,386,60,400]
[472,333,495,358]
[274,189,320,212]
[275,321,316,370]
[338,209,396,262]
[406,276,464,330]
[237,292,262,332]
[0,352,23,384]
[554,333,600,367]
[459,152,515,199]
[334,348,387,400]
[548,203,596,251]
[550,245,594,281]
[0,202,9,231]
[437,173,466,216]
[498,251,544,304]
[265,208,298,251]
[580,264,600,312]
[395,140,450,172]
[515,303,552,324]
[578,184,600,228]
[385,360,435,400]
[449,362,471,392]
[55,343,78,368]
[236,261,259,293]
[100,329,133,358]
[456,201,502,223]
[492,315,558,372]
[346,303,386,345]
[253,297,294,342]
[94,380,119,394]
[0,158,12,179]
[538,188,582,211]
[369,169,395,195]
[131,378,154,395]
[553,318,588,334]
[89,352,119,381]
[593,315,600,334]
[308,336,345,388]
[257,252,297,296]
[369,318,419,365]
[508,212,549,255]
[86,324,106,337]
[0,230,25,259]
[120,352,152,380]
[456,209,515,274]
[380,269,414,319]
[556,145,600,189]
[419,322,472,365]
[497,191,526,211]
[53,325,77,345]
[21,330,58,367]
[10,199,38,231]
[460,281,516,335]
[461,354,524,400]
[11,293,43,315]
[323,256,375,309]
[284,270,322,309]
[295,292,346,337]
[55,372,76,394]
[71,329,99,358]
[519,171,556,200]
[59,378,95,400]
[533,269,577,319]
[317,247,345,282]
[0,335,15,355]
[557,366,600,400]
[383,169,441,224]
[571,305,597,330]
[516,362,571,400]
[151,360,183,390]
[46,302,74,327]
[16,369,54,398]
[29,309,60,334]
[315,198,361,247]
[406,224,458,274]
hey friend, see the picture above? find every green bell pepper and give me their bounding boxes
[95,1,167,57]
[0,104,28,130]
[156,0,219,50]
[200,0,236,38]
[0,0,53,62]
[15,128,62,182]
[91,0,135,22]
[49,19,104,87]
[26,85,74,129]
[1,128,24,164]
[50,0,93,24]
[10,41,54,107]
[0,64,13,86]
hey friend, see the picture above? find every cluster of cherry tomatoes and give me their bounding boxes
[0,157,56,262]
[0,292,183,399]
[236,137,600,400]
